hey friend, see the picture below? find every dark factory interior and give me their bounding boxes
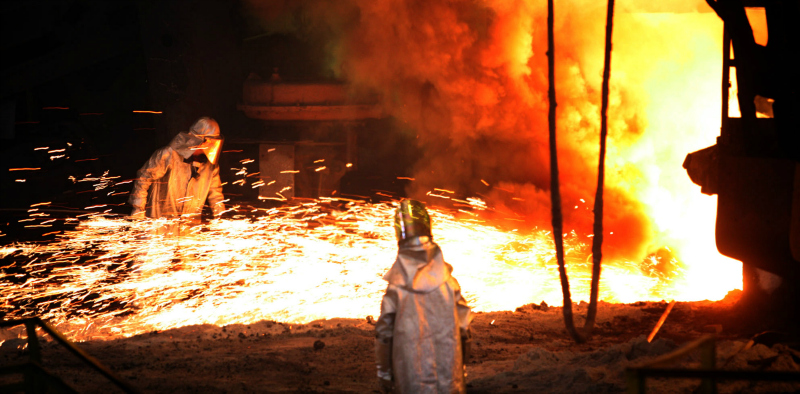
[1,0,799,393]
[1,1,421,233]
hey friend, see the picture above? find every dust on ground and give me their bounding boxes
[2,291,799,393]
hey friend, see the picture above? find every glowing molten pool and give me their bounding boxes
[2,198,735,341]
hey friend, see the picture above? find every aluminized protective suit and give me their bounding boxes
[375,236,472,394]
[129,118,225,219]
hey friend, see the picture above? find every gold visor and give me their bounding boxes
[193,137,223,164]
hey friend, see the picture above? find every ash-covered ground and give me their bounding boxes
[2,292,799,393]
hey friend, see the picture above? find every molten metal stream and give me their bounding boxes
[2,199,702,341]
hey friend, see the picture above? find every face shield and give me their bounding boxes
[394,199,433,244]
[185,117,223,163]
[191,136,224,164]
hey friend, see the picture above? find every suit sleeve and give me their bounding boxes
[129,148,172,213]
[206,163,225,216]
[449,276,473,366]
[375,284,398,380]
[451,277,472,335]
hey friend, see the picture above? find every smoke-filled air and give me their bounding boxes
[244,0,740,301]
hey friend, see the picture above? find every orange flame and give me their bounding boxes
[241,0,741,294]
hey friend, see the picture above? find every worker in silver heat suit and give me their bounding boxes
[375,199,472,394]
[129,117,225,220]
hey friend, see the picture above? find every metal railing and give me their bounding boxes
[1,361,78,393]
[0,317,139,394]
[626,335,800,394]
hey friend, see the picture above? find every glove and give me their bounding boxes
[131,207,145,219]
[461,331,471,379]
[211,200,227,217]
[379,377,393,394]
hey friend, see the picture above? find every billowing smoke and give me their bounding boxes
[243,0,718,265]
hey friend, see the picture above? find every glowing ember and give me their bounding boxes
[1,198,720,342]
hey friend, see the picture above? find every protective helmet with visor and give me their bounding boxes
[189,117,224,164]
[394,199,433,245]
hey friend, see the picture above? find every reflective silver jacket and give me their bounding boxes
[129,132,225,219]
[375,238,472,394]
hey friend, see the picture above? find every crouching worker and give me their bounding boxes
[375,199,472,394]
